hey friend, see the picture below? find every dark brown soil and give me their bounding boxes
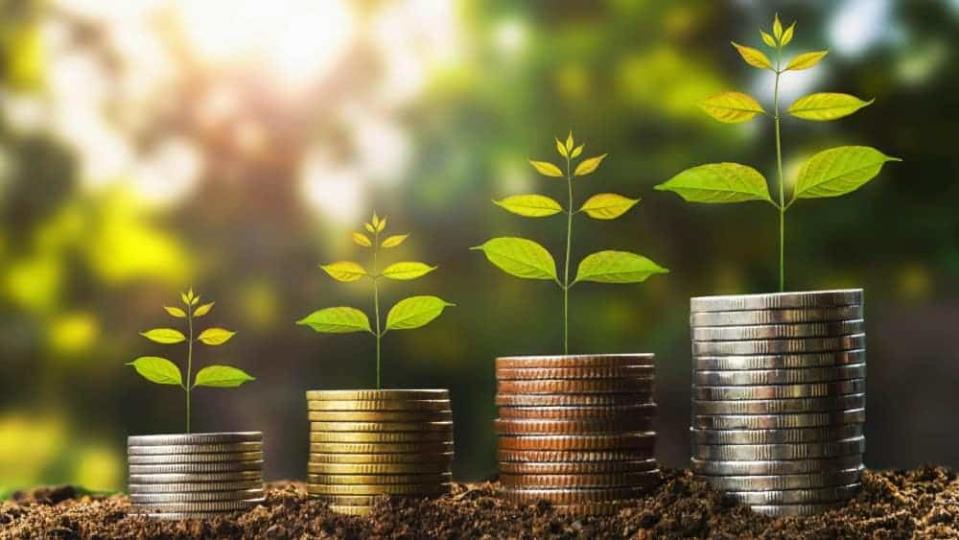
[1,467,955,539]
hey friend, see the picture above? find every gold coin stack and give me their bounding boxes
[495,354,660,515]
[306,389,454,516]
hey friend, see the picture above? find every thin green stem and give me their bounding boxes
[186,304,193,433]
[563,155,573,355]
[773,55,786,292]
[372,233,382,389]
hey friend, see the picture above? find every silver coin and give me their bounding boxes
[128,452,264,465]
[128,471,262,483]
[691,455,863,475]
[130,489,265,504]
[693,379,865,401]
[693,393,865,415]
[692,320,864,342]
[693,334,865,356]
[130,499,263,512]
[690,289,862,312]
[129,461,263,474]
[129,481,263,494]
[691,424,863,445]
[692,437,865,461]
[695,350,865,371]
[129,511,226,520]
[128,432,262,446]
[723,483,861,505]
[692,409,866,430]
[693,364,866,386]
[690,306,864,327]
[701,468,863,491]
[749,503,846,517]
[127,442,262,455]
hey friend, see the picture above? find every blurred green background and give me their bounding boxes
[1,0,956,492]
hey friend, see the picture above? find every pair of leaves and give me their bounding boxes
[297,296,453,334]
[494,193,639,220]
[732,42,828,72]
[321,261,436,282]
[128,357,255,388]
[701,92,872,124]
[353,232,408,249]
[141,327,236,346]
[555,132,584,159]
[164,302,214,319]
[528,154,608,178]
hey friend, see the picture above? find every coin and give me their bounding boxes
[128,481,263,494]
[307,462,451,475]
[692,334,866,356]
[497,378,654,395]
[130,489,265,504]
[128,461,263,474]
[306,389,449,401]
[695,350,866,371]
[690,289,863,312]
[499,486,649,503]
[494,417,654,435]
[328,504,372,516]
[693,364,866,386]
[496,393,652,407]
[701,468,863,491]
[749,503,846,517]
[693,379,865,401]
[309,442,454,454]
[496,354,654,369]
[307,473,451,485]
[127,442,263,456]
[691,455,864,476]
[131,512,228,520]
[128,432,262,446]
[723,483,861,505]
[692,437,865,461]
[499,433,655,451]
[308,431,451,443]
[131,499,263,512]
[498,404,657,420]
[307,400,450,411]
[307,410,452,422]
[691,320,864,342]
[692,393,866,415]
[691,425,863,445]
[309,452,454,464]
[310,494,385,505]
[498,449,654,463]
[498,459,658,474]
[306,483,450,496]
[692,409,866,430]
[128,452,264,465]
[550,502,630,516]
[309,421,453,433]
[128,471,262,483]
[499,471,660,488]
[690,306,864,327]
[495,365,655,380]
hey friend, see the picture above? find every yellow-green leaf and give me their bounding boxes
[579,193,640,220]
[555,138,568,158]
[787,93,874,121]
[141,328,187,344]
[381,234,409,248]
[471,237,558,281]
[382,261,437,281]
[565,131,574,152]
[493,194,563,217]
[761,30,776,48]
[781,22,796,46]
[773,14,783,40]
[574,154,608,177]
[570,143,584,159]
[320,261,368,282]
[700,92,765,123]
[376,216,387,232]
[181,290,192,305]
[385,296,454,331]
[731,42,773,69]
[655,163,772,203]
[127,356,182,386]
[786,50,828,71]
[364,222,375,233]
[371,213,381,228]
[193,365,255,388]
[164,306,187,318]
[575,251,669,284]
[197,327,235,346]
[193,302,214,318]
[352,232,372,247]
[528,159,564,177]
[793,146,901,200]
[298,307,371,334]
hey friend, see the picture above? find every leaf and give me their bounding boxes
[786,50,828,71]
[731,42,773,69]
[164,306,187,318]
[181,290,192,305]
[364,222,375,233]
[197,327,236,346]
[352,232,372,247]
[193,302,214,318]
[761,30,776,48]
[297,307,372,333]
[385,296,454,331]
[528,160,564,178]
[381,234,409,248]
[575,251,670,284]
[574,154,608,176]
[700,92,766,123]
[772,14,783,40]
[579,193,640,220]
[793,146,901,200]
[381,261,437,281]
[471,237,558,281]
[141,328,187,344]
[555,138,568,158]
[655,163,773,204]
[493,194,563,217]
[781,22,796,46]
[371,213,380,229]
[127,356,182,386]
[193,365,255,388]
[787,93,874,121]
[570,143,584,159]
[376,216,387,232]
[565,131,574,152]
[320,261,368,282]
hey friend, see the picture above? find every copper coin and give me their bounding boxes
[494,417,654,434]
[499,486,650,503]
[499,471,661,488]
[496,393,653,407]
[498,449,654,463]
[495,365,655,380]
[498,433,655,451]
[498,378,654,395]
[496,354,654,369]
[498,459,658,474]
[498,404,657,420]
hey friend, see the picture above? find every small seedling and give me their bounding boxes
[127,288,254,432]
[298,213,454,389]
[473,132,669,354]
[655,14,900,291]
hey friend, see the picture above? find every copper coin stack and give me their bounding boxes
[306,389,454,516]
[495,354,661,515]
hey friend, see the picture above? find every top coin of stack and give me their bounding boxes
[689,289,866,517]
[495,354,661,515]
[306,389,454,516]
[127,432,265,520]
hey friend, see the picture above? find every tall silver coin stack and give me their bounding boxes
[689,289,866,517]
[127,432,265,520]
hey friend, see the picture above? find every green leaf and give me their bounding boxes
[760,30,776,48]
[786,50,828,71]
[731,42,773,69]
[141,328,187,344]
[793,146,901,200]
[127,356,182,386]
[471,237,558,281]
[772,14,783,40]
[787,93,874,121]
[193,365,255,388]
[579,193,640,220]
[298,307,372,333]
[321,261,368,282]
[655,163,773,204]
[193,302,214,318]
[381,234,408,248]
[197,327,236,346]
[575,251,669,284]
[700,92,765,123]
[385,296,454,331]
[565,131,574,152]
[376,216,387,232]
[381,261,437,281]
[528,160,563,177]
[555,138,568,158]
[574,154,607,176]
[570,143,584,159]
[493,194,563,217]
[780,22,796,46]
[352,232,372,247]
[164,306,186,318]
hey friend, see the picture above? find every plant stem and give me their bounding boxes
[372,232,382,389]
[773,56,786,292]
[186,304,193,433]
[563,155,573,355]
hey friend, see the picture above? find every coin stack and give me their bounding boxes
[689,289,866,517]
[495,354,660,515]
[306,389,454,516]
[127,432,265,520]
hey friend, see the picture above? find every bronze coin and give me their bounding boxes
[307,410,452,422]
[498,378,654,395]
[328,504,372,516]
[498,460,657,475]
[309,421,453,433]
[498,404,656,420]
[499,486,649,503]
[496,393,652,407]
[307,400,450,412]
[496,354,654,369]
[495,365,655,380]
[308,431,452,443]
[494,417,654,434]
[309,442,454,454]
[499,471,661,488]
[308,452,453,464]
[307,483,450,496]
[307,462,451,474]
[307,473,451,485]
[306,389,449,401]
[498,449,655,463]
[498,433,655,451]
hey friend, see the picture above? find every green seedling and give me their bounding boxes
[473,132,669,354]
[298,213,454,389]
[655,14,900,291]
[127,288,254,432]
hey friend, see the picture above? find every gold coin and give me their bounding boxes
[309,421,453,433]
[309,452,454,464]
[306,389,449,401]
[307,410,452,422]
[309,442,454,454]
[310,494,384,505]
[498,433,656,451]
[309,431,451,443]
[550,502,631,516]
[307,462,451,474]
[499,486,648,503]
[328,504,372,516]
[307,483,450,496]
[307,400,451,412]
[307,473,451,485]
[498,460,657,474]
[499,471,660,488]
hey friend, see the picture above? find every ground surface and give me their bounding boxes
[1,467,956,539]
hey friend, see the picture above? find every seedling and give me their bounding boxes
[473,132,669,354]
[298,213,454,389]
[655,14,900,291]
[127,288,254,432]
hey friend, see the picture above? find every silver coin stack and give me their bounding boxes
[689,289,866,517]
[127,432,265,520]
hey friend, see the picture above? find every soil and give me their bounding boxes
[1,467,956,539]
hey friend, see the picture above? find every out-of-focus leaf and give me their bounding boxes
[773,14,783,40]
[786,50,828,71]
[381,262,437,281]
[656,163,773,203]
[197,328,235,346]
[565,131,574,152]
[570,144,584,159]
[164,306,186,318]
[320,261,367,282]
[761,31,776,48]
[193,302,214,318]
[555,138,568,158]
[128,357,182,386]
[575,251,669,284]
[528,160,564,177]
[700,92,765,123]
[352,232,372,247]
[298,307,372,333]
[376,216,387,232]
[793,146,901,200]
[579,193,640,220]
[193,365,255,388]
[787,93,873,121]
[781,22,796,46]
[385,296,454,331]
[731,42,773,69]
[381,234,408,248]
[471,237,558,281]
[141,328,186,344]
[493,194,563,217]
[574,154,608,176]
